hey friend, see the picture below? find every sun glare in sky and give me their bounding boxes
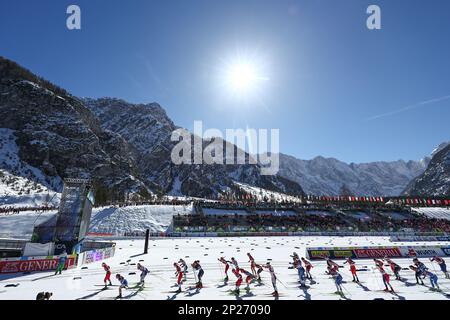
[227,62,258,91]
[220,51,270,99]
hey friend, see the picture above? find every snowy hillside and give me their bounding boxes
[0,128,62,206]
[233,182,301,202]
[89,204,194,235]
[0,57,152,204]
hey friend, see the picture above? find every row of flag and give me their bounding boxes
[216,192,450,206]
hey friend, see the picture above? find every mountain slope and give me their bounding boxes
[278,153,429,196]
[403,143,450,197]
[84,98,305,197]
[0,56,150,202]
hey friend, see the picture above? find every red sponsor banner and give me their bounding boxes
[353,247,402,258]
[0,256,76,274]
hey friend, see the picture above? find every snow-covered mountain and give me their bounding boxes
[278,153,430,196]
[83,97,304,198]
[0,128,61,206]
[0,57,155,204]
[403,143,450,197]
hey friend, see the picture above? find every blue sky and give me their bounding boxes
[1,0,449,163]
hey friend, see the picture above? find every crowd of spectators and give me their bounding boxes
[173,208,450,234]
[0,205,56,216]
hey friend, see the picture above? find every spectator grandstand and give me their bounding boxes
[173,202,450,234]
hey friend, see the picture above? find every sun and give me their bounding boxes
[220,52,269,98]
[227,62,258,91]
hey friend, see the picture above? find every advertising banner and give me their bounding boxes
[79,246,116,265]
[306,245,450,260]
[0,255,77,274]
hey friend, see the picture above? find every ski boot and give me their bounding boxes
[271,291,279,297]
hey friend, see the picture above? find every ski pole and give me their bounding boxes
[371,267,383,290]
[193,267,198,285]
[276,277,288,289]
[341,283,352,297]
[218,261,224,279]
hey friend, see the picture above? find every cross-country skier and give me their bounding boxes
[373,258,384,268]
[218,257,230,281]
[301,257,313,280]
[325,257,340,274]
[115,274,128,299]
[263,262,278,297]
[344,257,359,283]
[102,262,112,288]
[137,263,149,285]
[385,258,401,280]
[413,258,427,285]
[239,268,255,291]
[290,252,299,261]
[247,253,257,276]
[191,260,204,289]
[231,257,239,270]
[376,264,394,292]
[328,265,343,294]
[231,267,243,295]
[430,256,449,279]
[178,258,188,281]
[294,258,306,287]
[254,263,264,283]
[54,251,67,275]
[173,262,183,293]
[422,270,439,290]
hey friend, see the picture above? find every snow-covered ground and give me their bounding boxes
[233,182,301,202]
[412,207,450,221]
[1,236,450,300]
[0,204,193,239]
[89,204,193,235]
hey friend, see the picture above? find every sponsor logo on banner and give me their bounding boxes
[353,248,402,258]
[333,250,353,258]
[442,248,450,256]
[0,256,76,274]
[309,250,330,259]
[400,247,442,258]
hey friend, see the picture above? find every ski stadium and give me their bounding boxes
[0,179,450,300]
